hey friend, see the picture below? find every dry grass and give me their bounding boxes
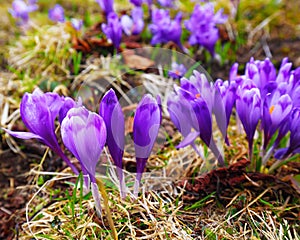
[19,147,300,239]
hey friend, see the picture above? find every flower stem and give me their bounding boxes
[209,140,225,166]
[96,177,118,240]
[56,148,79,175]
[133,172,142,198]
[116,167,126,199]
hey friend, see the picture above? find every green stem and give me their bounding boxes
[96,177,118,240]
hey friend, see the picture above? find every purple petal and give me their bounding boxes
[99,89,125,169]
[61,107,107,177]
[3,129,44,141]
[48,4,65,23]
[176,131,199,149]
[133,94,160,160]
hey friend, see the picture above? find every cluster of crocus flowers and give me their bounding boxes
[148,9,183,50]
[185,3,227,56]
[168,71,226,166]
[5,88,161,203]
[9,0,38,26]
[168,57,300,169]
[231,57,300,166]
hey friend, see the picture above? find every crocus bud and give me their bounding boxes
[61,106,107,215]
[58,97,77,124]
[61,106,106,181]
[133,94,161,196]
[99,89,126,198]
[236,80,261,158]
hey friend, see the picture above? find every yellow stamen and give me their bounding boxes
[269,105,275,114]
[195,93,201,98]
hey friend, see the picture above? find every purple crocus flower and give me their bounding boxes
[48,4,65,23]
[121,7,144,36]
[244,58,277,92]
[276,57,292,83]
[99,89,126,198]
[149,9,183,49]
[102,12,122,49]
[96,0,114,15]
[9,0,38,25]
[70,18,83,31]
[133,94,161,196]
[214,79,238,144]
[236,80,261,159]
[167,92,200,151]
[169,72,225,165]
[168,62,187,79]
[61,106,107,215]
[185,3,227,56]
[58,97,80,124]
[4,89,79,175]
[274,107,300,159]
[262,90,293,150]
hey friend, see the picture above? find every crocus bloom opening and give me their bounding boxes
[4,89,79,175]
[48,4,65,23]
[102,12,122,49]
[61,106,107,215]
[168,71,225,166]
[149,9,183,50]
[99,89,126,198]
[167,92,198,148]
[184,3,227,56]
[121,7,144,36]
[168,62,187,79]
[96,0,114,15]
[9,0,38,25]
[133,94,161,197]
